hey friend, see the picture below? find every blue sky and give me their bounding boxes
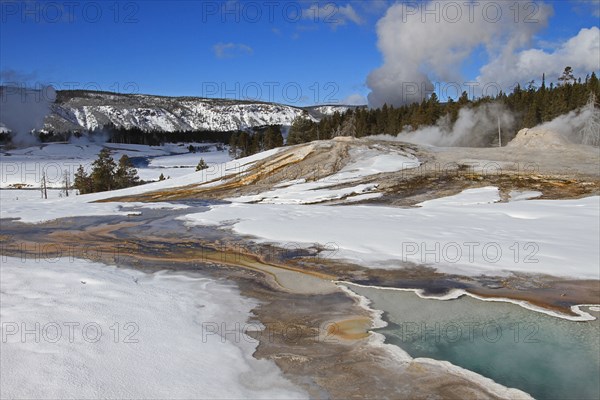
[1,1,599,106]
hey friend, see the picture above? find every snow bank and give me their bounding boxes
[0,257,307,399]
[179,187,600,279]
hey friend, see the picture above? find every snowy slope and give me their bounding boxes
[44,91,320,133]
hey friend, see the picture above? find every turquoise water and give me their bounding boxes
[349,285,600,400]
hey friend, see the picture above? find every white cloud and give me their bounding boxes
[213,43,254,59]
[366,0,556,107]
[478,27,600,89]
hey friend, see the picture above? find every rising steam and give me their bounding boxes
[0,85,56,146]
[534,102,600,146]
[367,1,599,107]
[395,103,516,147]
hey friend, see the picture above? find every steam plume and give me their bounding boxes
[0,85,56,146]
[396,103,516,147]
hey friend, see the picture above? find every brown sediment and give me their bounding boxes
[375,171,599,207]
[284,256,600,315]
[323,316,372,341]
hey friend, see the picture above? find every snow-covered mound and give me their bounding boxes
[92,138,420,205]
[232,141,418,204]
[507,128,571,149]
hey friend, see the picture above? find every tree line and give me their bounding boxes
[229,125,284,157]
[287,68,600,145]
[73,149,141,194]
[36,124,238,146]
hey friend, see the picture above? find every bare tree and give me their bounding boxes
[40,171,48,200]
[62,170,70,197]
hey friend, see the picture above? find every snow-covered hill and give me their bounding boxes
[41,90,354,133]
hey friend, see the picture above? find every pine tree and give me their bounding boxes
[287,117,315,145]
[229,133,238,157]
[426,93,442,124]
[74,165,92,194]
[158,173,166,181]
[237,132,251,157]
[523,99,540,128]
[250,132,262,154]
[91,149,117,192]
[196,158,209,171]
[114,155,140,189]
[558,66,575,86]
[457,91,469,106]
[264,125,284,149]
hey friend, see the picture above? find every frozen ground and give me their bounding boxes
[0,141,231,188]
[0,256,307,399]
[179,187,600,279]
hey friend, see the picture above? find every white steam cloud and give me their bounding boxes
[532,102,600,146]
[367,1,599,107]
[370,101,600,148]
[395,103,516,147]
[0,85,56,146]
